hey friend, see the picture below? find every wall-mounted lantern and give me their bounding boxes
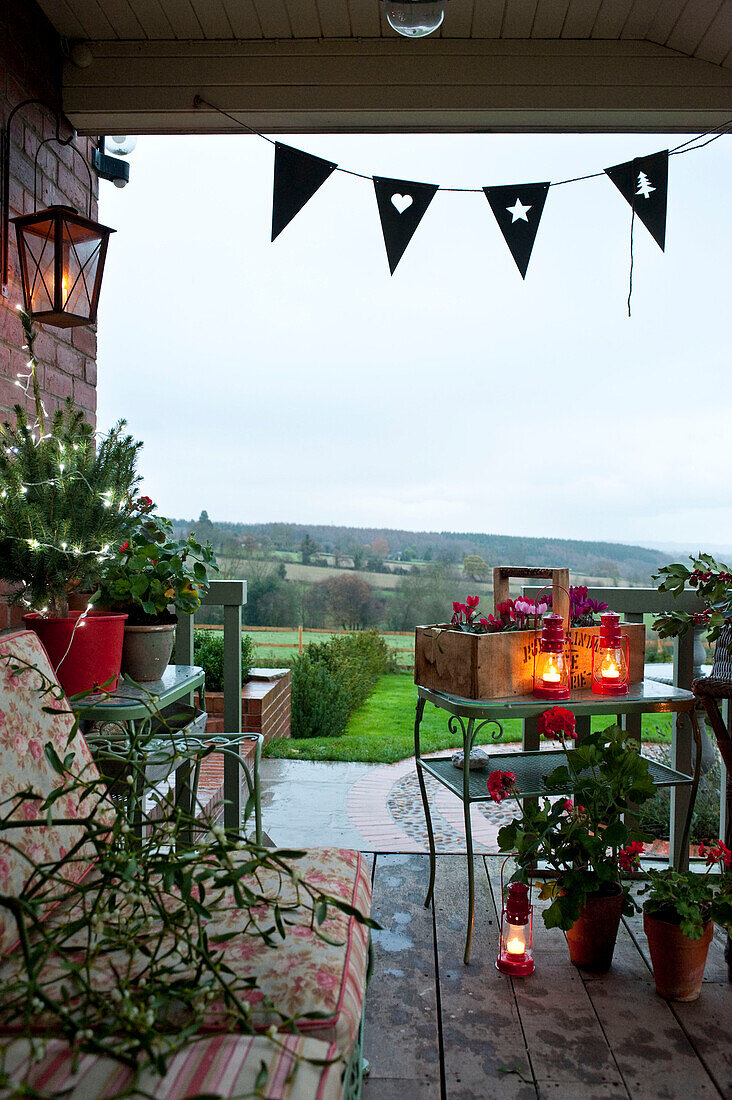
[2,99,114,328]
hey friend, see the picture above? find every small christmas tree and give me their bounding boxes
[0,309,143,617]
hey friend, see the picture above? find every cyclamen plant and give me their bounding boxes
[450,586,610,635]
[450,594,549,634]
[547,585,609,626]
[493,706,657,930]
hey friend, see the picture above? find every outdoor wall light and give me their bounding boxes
[533,612,571,700]
[382,0,447,38]
[591,611,630,696]
[1,99,114,327]
[496,871,535,977]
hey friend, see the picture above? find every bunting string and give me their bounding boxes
[193,94,732,292]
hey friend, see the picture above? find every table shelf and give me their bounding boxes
[420,750,693,804]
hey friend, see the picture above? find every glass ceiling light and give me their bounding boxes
[383,0,447,38]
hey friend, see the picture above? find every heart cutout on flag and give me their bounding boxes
[391,193,413,214]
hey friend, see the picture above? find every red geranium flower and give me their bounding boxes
[618,840,645,873]
[486,770,516,803]
[698,839,732,869]
[118,541,130,553]
[537,707,577,741]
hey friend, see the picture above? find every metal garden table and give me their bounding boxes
[71,665,262,843]
[414,680,702,963]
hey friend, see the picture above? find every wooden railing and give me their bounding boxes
[175,579,247,829]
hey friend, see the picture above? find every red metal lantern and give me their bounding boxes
[591,611,630,696]
[12,205,114,328]
[533,611,571,699]
[496,873,534,977]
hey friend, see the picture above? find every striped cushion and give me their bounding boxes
[0,631,112,958]
[0,848,371,1059]
[200,847,372,1053]
[0,1034,343,1100]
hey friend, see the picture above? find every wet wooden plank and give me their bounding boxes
[674,984,732,1099]
[485,859,628,1095]
[363,853,440,1098]
[433,855,536,1098]
[580,920,722,1098]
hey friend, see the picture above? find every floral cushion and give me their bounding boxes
[0,848,371,1058]
[0,630,112,958]
[0,1034,344,1100]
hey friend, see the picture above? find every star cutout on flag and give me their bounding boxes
[506,197,531,223]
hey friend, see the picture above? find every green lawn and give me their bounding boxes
[263,673,674,764]
[237,629,414,670]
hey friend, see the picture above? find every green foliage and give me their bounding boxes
[642,870,718,939]
[636,750,722,844]
[654,553,732,645]
[0,400,142,618]
[0,653,376,1094]
[463,553,490,581]
[290,631,389,739]
[290,652,351,739]
[193,628,255,691]
[498,724,656,930]
[94,512,218,623]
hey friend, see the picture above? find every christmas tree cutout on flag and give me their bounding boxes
[605,150,668,250]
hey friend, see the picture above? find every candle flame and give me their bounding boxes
[506,936,525,955]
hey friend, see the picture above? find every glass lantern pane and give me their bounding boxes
[62,220,102,319]
[18,220,55,313]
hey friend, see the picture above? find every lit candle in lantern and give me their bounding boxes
[496,881,534,976]
[533,613,571,699]
[592,612,630,696]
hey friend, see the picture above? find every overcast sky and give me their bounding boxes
[96,130,732,552]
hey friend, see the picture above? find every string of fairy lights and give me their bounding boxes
[2,306,132,619]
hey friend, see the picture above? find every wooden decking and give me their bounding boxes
[362,854,731,1100]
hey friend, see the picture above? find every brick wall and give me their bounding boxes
[0,0,100,631]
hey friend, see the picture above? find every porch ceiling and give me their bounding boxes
[39,0,732,134]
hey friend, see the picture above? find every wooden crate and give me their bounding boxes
[414,623,645,701]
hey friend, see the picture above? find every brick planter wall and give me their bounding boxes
[204,669,291,746]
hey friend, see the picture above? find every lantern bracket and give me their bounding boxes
[1,99,94,298]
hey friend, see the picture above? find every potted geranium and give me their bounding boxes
[495,707,657,971]
[654,553,732,678]
[641,839,731,1001]
[93,510,218,681]
[0,311,143,696]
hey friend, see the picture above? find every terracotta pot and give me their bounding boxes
[23,611,127,697]
[643,910,713,1001]
[121,623,176,682]
[566,885,624,972]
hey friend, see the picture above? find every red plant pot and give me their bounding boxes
[23,611,127,698]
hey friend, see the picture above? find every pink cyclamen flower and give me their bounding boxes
[487,770,516,803]
[466,595,480,610]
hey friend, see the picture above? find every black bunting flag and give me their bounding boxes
[483,182,550,279]
[271,142,338,242]
[373,176,439,275]
[605,150,668,251]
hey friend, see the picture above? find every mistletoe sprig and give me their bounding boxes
[0,655,377,1096]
